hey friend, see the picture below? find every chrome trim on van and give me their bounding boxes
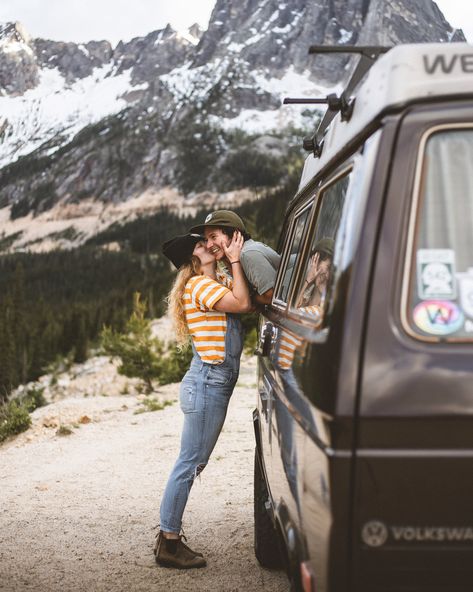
[356,448,473,458]
[400,123,473,343]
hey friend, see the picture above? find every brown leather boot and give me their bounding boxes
[154,531,207,569]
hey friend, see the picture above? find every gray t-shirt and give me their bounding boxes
[240,239,281,295]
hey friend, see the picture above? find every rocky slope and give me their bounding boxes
[0,0,465,252]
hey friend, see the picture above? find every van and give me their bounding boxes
[253,43,473,592]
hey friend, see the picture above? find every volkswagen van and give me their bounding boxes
[253,43,473,592]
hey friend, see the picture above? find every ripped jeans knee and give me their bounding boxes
[194,463,207,479]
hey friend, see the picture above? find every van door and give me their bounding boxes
[259,128,388,590]
[354,103,473,591]
[257,201,313,502]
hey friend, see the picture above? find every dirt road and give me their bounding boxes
[0,358,290,592]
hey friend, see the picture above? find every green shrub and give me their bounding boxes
[134,398,174,414]
[158,342,193,385]
[56,425,73,436]
[101,293,194,391]
[101,293,164,393]
[244,327,258,355]
[0,400,31,443]
[21,386,47,412]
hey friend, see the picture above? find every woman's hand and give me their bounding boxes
[305,252,320,284]
[223,231,244,263]
[214,230,251,313]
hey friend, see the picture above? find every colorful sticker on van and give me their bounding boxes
[413,300,464,335]
[416,249,456,300]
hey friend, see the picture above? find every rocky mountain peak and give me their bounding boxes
[0,21,32,46]
[0,0,467,253]
[0,21,38,95]
[192,0,466,83]
[34,38,113,84]
[188,23,205,43]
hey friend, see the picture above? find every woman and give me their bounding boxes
[296,237,334,310]
[155,231,250,569]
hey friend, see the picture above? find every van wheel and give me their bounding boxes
[254,448,283,568]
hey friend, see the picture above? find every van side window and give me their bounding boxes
[274,205,312,304]
[404,128,473,341]
[293,172,351,323]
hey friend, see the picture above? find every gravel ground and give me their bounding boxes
[0,357,290,592]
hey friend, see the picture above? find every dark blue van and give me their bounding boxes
[253,43,473,592]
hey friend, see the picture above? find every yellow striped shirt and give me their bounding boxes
[184,275,230,364]
[277,305,322,370]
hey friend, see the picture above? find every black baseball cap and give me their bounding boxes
[189,210,247,235]
[162,233,205,269]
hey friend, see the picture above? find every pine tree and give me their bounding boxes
[73,313,88,364]
[100,293,164,393]
[12,263,29,384]
[0,315,15,402]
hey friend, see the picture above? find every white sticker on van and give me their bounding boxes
[457,269,473,319]
[417,249,456,300]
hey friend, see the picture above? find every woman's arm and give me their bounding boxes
[214,232,251,313]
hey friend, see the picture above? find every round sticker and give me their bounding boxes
[413,300,464,335]
[205,214,212,223]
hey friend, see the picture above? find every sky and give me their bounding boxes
[0,0,471,46]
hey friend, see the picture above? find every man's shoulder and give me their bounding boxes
[242,239,279,257]
[241,240,280,269]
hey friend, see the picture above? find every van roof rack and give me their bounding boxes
[285,45,392,157]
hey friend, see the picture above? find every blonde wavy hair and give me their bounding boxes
[167,255,202,345]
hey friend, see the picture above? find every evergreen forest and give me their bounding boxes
[0,177,296,401]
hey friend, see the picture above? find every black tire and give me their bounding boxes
[254,448,284,568]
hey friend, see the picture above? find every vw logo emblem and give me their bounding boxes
[361,521,388,547]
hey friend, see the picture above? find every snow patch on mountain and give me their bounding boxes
[0,35,33,56]
[0,63,145,168]
[214,68,339,133]
[176,29,201,46]
[160,57,240,105]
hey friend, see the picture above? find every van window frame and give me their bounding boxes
[272,195,315,310]
[286,165,354,327]
[400,122,473,343]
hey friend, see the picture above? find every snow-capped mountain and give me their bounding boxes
[0,0,465,252]
[0,22,200,169]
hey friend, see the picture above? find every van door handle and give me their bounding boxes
[255,322,276,357]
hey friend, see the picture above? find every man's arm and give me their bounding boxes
[253,288,273,306]
[240,250,277,297]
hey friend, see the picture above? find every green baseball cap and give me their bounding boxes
[189,210,247,235]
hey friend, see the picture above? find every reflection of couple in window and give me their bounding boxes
[297,237,334,316]
[276,237,335,372]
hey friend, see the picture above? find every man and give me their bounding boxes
[189,210,280,305]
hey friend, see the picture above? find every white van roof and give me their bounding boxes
[299,42,473,191]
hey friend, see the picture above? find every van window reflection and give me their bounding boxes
[277,208,311,303]
[296,238,334,313]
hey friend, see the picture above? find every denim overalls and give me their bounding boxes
[160,313,244,533]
